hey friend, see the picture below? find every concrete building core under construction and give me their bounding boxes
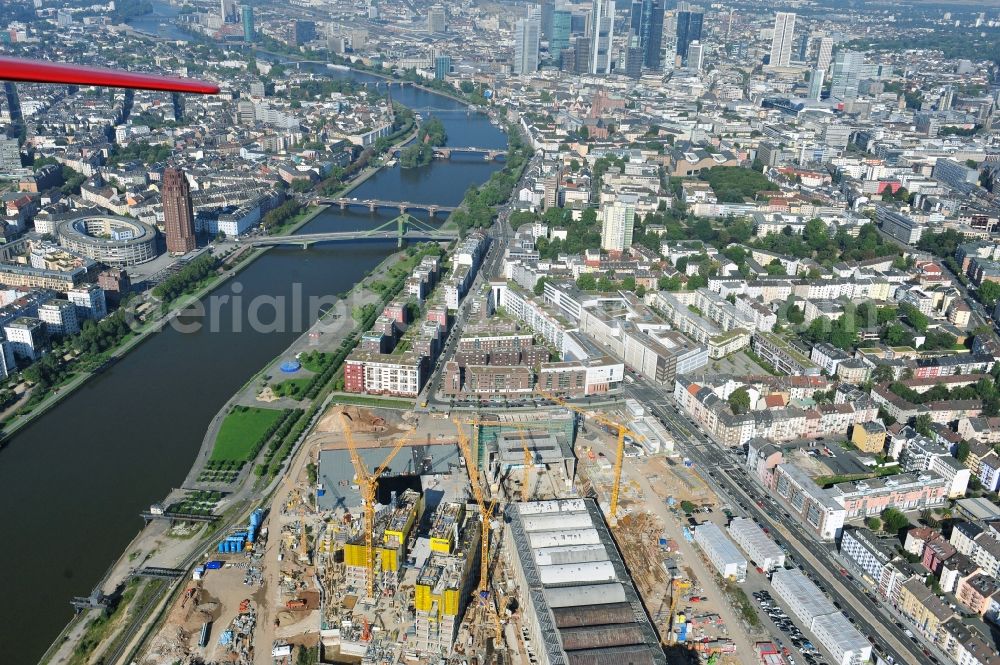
[472,410,577,470]
[343,488,423,590]
[492,428,577,498]
[504,498,667,665]
[412,501,481,656]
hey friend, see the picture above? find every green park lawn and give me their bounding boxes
[210,406,287,463]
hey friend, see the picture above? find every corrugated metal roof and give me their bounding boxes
[529,528,602,549]
[559,625,646,651]
[694,522,746,567]
[518,498,588,515]
[522,511,594,532]
[729,518,785,560]
[564,644,660,665]
[811,611,871,655]
[772,569,837,622]
[552,602,636,628]
[534,543,609,567]
[539,561,617,586]
[545,583,627,608]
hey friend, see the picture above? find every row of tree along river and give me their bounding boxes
[4,56,506,665]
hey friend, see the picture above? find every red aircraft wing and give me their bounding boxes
[0,56,219,94]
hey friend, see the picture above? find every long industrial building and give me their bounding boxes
[505,499,667,665]
[728,517,785,571]
[771,568,872,665]
[694,522,747,582]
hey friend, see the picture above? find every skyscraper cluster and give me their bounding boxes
[628,0,664,71]
[675,9,703,64]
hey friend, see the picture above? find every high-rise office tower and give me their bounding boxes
[629,0,663,69]
[434,55,451,81]
[573,36,592,74]
[551,9,572,55]
[675,10,703,60]
[220,0,237,23]
[561,47,576,72]
[590,0,615,74]
[427,5,446,33]
[4,83,21,126]
[291,20,316,46]
[540,0,555,40]
[816,37,834,71]
[570,12,587,34]
[688,40,704,71]
[637,0,664,70]
[241,3,254,42]
[162,168,196,254]
[600,197,636,252]
[769,12,796,67]
[941,86,954,111]
[625,42,643,78]
[629,0,642,36]
[796,32,809,61]
[808,68,824,100]
[830,49,862,101]
[514,16,541,74]
[367,0,379,20]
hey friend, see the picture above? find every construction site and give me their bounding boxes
[135,390,755,665]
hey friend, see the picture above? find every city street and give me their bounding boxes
[623,380,929,665]
[418,153,534,412]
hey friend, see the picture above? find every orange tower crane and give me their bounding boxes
[534,388,639,520]
[339,411,408,598]
[453,418,496,597]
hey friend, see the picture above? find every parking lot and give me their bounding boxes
[751,589,829,665]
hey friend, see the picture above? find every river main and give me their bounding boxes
[2,56,507,663]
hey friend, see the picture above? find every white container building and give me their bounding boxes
[772,569,871,665]
[694,522,747,582]
[772,568,837,625]
[810,612,872,665]
[728,517,786,571]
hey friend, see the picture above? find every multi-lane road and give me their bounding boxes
[417,155,532,411]
[624,380,934,665]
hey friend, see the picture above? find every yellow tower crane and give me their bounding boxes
[516,428,533,503]
[453,418,496,597]
[491,593,511,646]
[534,388,638,520]
[339,411,409,599]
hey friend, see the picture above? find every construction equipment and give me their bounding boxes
[460,418,538,503]
[535,388,638,520]
[491,593,511,646]
[516,429,533,502]
[666,578,692,645]
[453,418,496,597]
[298,523,309,563]
[339,411,409,598]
